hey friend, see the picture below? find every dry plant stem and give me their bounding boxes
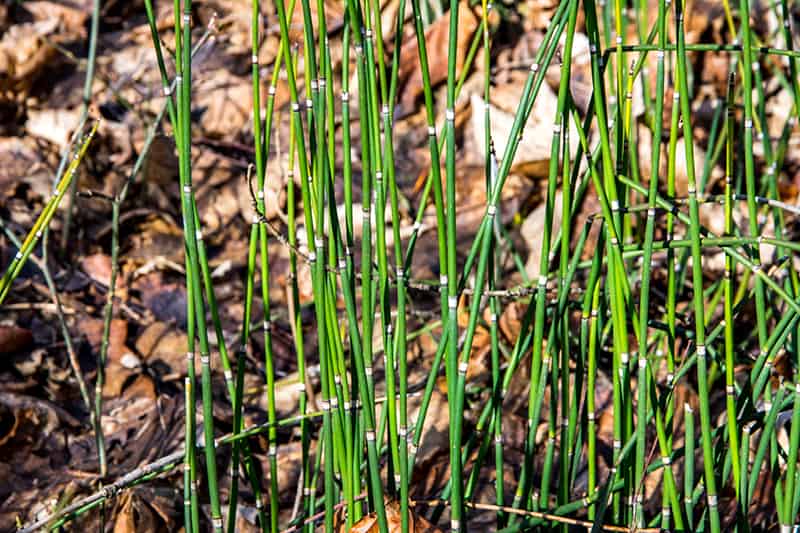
[412,499,660,533]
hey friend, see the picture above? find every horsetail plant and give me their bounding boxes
[18,1,800,533]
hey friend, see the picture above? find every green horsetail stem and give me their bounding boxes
[18,1,800,532]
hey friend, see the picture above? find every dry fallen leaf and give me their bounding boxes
[521,190,562,280]
[141,135,179,187]
[21,2,88,35]
[113,491,160,533]
[470,85,578,178]
[135,321,190,375]
[0,19,60,99]
[78,318,128,363]
[24,108,81,148]
[81,253,114,289]
[0,325,33,355]
[396,4,478,113]
[345,499,444,533]
[195,69,252,138]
